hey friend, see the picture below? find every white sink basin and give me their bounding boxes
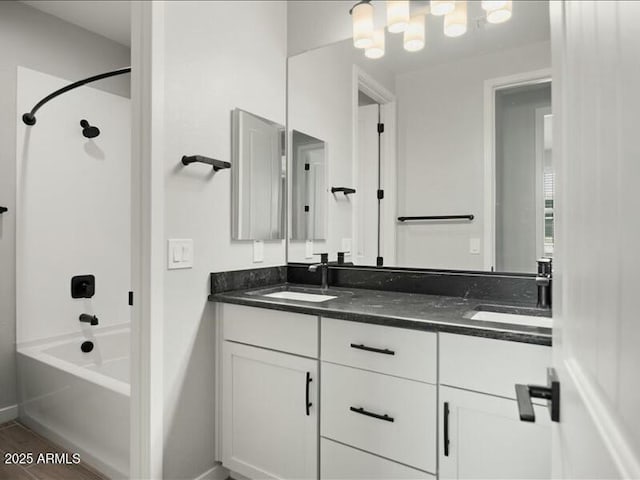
[262,291,337,303]
[470,311,553,329]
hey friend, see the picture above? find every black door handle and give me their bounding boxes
[444,402,450,456]
[349,406,394,423]
[515,384,536,422]
[350,343,395,355]
[305,372,312,416]
[515,367,560,422]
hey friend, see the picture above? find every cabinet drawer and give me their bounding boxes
[321,438,434,480]
[440,333,551,400]
[321,362,437,473]
[321,317,437,383]
[221,303,318,358]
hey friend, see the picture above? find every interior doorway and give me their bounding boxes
[352,68,396,267]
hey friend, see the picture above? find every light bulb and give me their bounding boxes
[481,0,507,10]
[444,1,467,37]
[430,0,455,16]
[404,14,425,52]
[387,1,410,33]
[365,29,385,59]
[486,0,512,23]
[352,1,374,49]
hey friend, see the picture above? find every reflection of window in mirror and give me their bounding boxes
[494,81,552,273]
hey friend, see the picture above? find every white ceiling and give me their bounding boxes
[21,0,131,47]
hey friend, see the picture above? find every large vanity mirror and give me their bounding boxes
[287,0,552,273]
[232,108,285,240]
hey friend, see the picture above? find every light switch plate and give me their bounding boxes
[305,240,314,259]
[168,239,194,269]
[470,237,481,255]
[253,240,264,263]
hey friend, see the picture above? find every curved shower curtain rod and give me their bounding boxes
[22,66,131,126]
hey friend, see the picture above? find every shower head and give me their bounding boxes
[80,119,100,139]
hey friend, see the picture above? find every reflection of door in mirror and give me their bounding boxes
[356,101,379,265]
[494,82,552,272]
[291,131,326,241]
[232,109,285,240]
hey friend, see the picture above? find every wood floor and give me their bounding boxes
[0,421,107,480]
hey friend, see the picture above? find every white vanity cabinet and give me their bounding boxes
[220,304,319,480]
[438,333,552,480]
[320,318,437,478]
[218,304,552,480]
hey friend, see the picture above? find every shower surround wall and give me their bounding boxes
[0,0,130,423]
[15,66,131,476]
[16,66,131,343]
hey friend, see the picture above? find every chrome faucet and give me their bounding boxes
[308,253,330,290]
[536,258,552,309]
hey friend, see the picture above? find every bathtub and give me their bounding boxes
[17,325,130,479]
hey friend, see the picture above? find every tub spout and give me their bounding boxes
[79,313,99,326]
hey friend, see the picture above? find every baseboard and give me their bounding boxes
[0,404,18,424]
[194,463,230,480]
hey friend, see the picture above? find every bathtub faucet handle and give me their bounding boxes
[79,313,99,326]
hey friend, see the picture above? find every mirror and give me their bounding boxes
[232,108,285,240]
[291,130,327,241]
[287,0,551,273]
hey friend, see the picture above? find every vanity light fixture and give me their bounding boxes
[480,0,507,11]
[430,0,456,16]
[351,0,375,49]
[484,0,512,24]
[366,28,386,58]
[387,0,410,33]
[404,14,426,52]
[349,0,511,59]
[444,1,467,37]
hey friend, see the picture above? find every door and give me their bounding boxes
[439,386,551,480]
[355,103,379,266]
[551,1,640,478]
[222,342,318,480]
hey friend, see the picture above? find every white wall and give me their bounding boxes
[0,0,129,419]
[288,40,395,263]
[159,2,287,478]
[16,67,130,343]
[395,41,551,270]
[551,1,640,477]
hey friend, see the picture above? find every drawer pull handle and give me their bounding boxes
[305,372,313,416]
[350,343,395,355]
[349,406,394,423]
[444,402,450,457]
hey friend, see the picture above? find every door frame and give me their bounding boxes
[130,3,165,478]
[483,69,551,271]
[351,66,397,266]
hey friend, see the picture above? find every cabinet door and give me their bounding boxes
[439,386,551,480]
[222,341,318,480]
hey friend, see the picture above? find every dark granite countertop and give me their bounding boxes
[209,283,552,346]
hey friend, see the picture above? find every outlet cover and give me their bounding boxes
[469,238,481,255]
[253,240,264,263]
[305,240,314,259]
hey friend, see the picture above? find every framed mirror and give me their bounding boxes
[231,108,285,240]
[287,0,551,273]
[291,130,327,241]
